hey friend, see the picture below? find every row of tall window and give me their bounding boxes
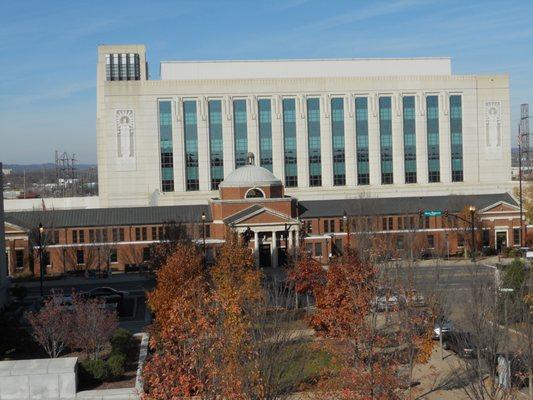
[157,96,463,191]
[105,53,141,81]
[303,214,437,234]
[68,226,211,244]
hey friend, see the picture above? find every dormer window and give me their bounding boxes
[245,188,265,199]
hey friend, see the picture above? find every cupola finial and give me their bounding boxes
[246,152,255,166]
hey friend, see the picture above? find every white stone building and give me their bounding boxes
[0,163,8,307]
[96,45,511,208]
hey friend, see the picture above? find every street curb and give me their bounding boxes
[134,332,149,395]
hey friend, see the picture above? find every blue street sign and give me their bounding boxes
[424,210,442,217]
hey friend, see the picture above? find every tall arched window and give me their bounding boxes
[245,188,265,199]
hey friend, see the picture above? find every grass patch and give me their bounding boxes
[275,340,334,392]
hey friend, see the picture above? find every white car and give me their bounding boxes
[371,293,400,312]
[433,319,454,339]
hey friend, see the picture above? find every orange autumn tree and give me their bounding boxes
[310,250,402,400]
[143,234,267,399]
[287,248,327,308]
[143,244,219,399]
[210,232,264,399]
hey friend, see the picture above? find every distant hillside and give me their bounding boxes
[3,163,96,172]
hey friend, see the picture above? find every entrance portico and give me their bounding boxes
[230,207,300,268]
[210,154,300,268]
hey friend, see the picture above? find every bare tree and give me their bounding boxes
[146,220,192,271]
[450,271,523,399]
[25,290,71,358]
[252,280,315,399]
[69,293,118,360]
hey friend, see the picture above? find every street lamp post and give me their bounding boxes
[469,205,476,262]
[38,223,45,299]
[343,211,349,249]
[201,212,206,270]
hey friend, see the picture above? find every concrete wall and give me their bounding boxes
[160,57,452,80]
[0,358,77,400]
[4,197,100,212]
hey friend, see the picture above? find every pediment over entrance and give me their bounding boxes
[4,222,27,234]
[479,201,520,213]
[224,205,297,226]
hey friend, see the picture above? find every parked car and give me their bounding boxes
[81,287,128,305]
[442,331,477,358]
[371,288,400,312]
[50,294,74,310]
[401,289,426,307]
[433,318,453,339]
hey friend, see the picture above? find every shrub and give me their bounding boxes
[110,328,135,355]
[107,353,126,378]
[502,258,525,291]
[482,247,497,257]
[508,248,521,258]
[9,285,28,302]
[79,359,109,382]
[11,271,34,282]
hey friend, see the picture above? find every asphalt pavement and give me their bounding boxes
[14,273,155,299]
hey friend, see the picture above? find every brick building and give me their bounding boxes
[3,162,527,277]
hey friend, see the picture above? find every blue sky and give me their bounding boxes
[0,0,532,164]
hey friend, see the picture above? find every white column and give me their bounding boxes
[271,230,278,268]
[345,93,357,187]
[296,95,309,188]
[368,93,381,186]
[272,96,284,180]
[392,93,404,185]
[172,97,186,192]
[247,96,260,163]
[320,95,333,187]
[197,97,210,191]
[287,229,293,250]
[223,96,235,177]
[439,92,452,183]
[254,231,259,267]
[416,92,428,184]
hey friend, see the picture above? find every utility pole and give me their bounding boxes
[519,123,524,248]
[519,104,530,247]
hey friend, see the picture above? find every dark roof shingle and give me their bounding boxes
[5,205,211,230]
[298,193,516,218]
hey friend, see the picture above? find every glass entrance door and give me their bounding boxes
[259,244,271,268]
[496,231,507,252]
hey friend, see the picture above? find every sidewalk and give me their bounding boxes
[391,255,518,268]
[410,347,529,399]
[410,347,470,399]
